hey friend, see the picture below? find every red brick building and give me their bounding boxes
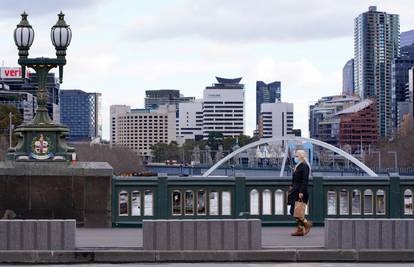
[337,99,378,152]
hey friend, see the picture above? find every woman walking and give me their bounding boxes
[288,149,312,236]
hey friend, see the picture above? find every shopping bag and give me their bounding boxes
[293,199,306,219]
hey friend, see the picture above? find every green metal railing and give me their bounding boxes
[112,174,414,227]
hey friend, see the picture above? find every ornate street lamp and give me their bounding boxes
[7,12,75,161]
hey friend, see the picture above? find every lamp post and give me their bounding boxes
[388,151,398,172]
[7,12,74,161]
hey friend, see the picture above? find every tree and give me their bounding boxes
[207,132,223,151]
[151,143,170,162]
[73,143,144,175]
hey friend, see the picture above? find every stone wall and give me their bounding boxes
[0,161,113,227]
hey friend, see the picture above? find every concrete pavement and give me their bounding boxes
[75,227,325,249]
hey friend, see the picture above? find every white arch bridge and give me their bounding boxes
[202,136,378,177]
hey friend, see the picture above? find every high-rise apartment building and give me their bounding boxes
[110,105,176,160]
[256,81,281,127]
[354,6,400,137]
[202,77,245,139]
[258,102,293,138]
[60,89,102,141]
[342,59,355,96]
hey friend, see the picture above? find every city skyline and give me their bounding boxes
[0,1,414,139]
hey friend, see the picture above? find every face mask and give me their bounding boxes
[294,157,300,164]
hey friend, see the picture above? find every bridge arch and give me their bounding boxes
[202,136,378,177]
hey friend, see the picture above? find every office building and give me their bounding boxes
[0,67,60,122]
[401,29,414,47]
[60,89,102,141]
[342,59,355,96]
[309,95,360,142]
[391,43,414,131]
[354,6,400,137]
[258,102,293,138]
[177,100,203,142]
[337,100,378,152]
[110,104,176,160]
[256,81,281,126]
[0,82,36,122]
[202,77,245,139]
[145,89,194,113]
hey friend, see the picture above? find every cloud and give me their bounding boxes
[126,0,414,43]
[0,0,105,18]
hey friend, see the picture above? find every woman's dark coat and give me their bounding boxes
[288,162,310,206]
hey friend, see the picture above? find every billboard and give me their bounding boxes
[0,67,30,79]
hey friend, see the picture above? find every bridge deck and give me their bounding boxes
[76,227,324,249]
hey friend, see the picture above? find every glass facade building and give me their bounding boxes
[391,43,414,130]
[354,6,400,138]
[256,81,281,127]
[342,59,354,96]
[60,89,102,141]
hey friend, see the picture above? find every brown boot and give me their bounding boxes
[303,221,312,235]
[290,226,304,236]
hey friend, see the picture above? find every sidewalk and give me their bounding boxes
[76,227,324,249]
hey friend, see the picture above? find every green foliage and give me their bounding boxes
[150,134,258,164]
[206,132,223,150]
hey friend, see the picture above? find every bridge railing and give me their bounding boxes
[112,174,414,227]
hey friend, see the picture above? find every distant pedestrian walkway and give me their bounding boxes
[76,227,324,249]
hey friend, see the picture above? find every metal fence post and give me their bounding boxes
[389,173,401,218]
[157,173,169,219]
[312,176,324,224]
[235,174,246,218]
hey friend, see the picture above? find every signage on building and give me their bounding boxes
[0,67,30,79]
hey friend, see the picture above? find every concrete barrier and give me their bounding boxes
[325,219,414,249]
[143,219,261,250]
[0,220,75,250]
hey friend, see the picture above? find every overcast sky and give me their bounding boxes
[1,0,414,139]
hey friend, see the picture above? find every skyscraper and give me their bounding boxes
[256,81,281,127]
[354,6,400,137]
[60,89,102,141]
[342,59,354,96]
[391,43,414,130]
[203,77,244,139]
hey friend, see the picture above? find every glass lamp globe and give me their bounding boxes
[14,12,34,56]
[51,11,72,55]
